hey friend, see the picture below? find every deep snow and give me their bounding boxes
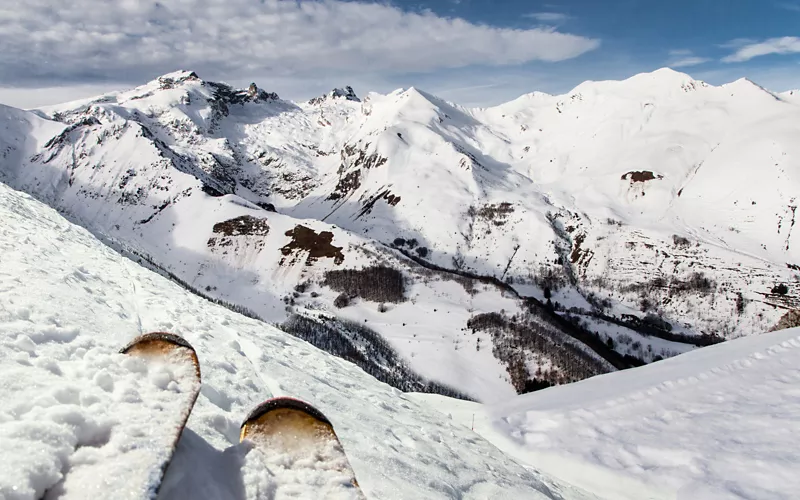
[4,177,797,499]
[414,326,800,500]
[0,182,595,499]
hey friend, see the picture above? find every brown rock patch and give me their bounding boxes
[207,215,270,253]
[280,225,345,266]
[621,171,664,182]
[211,216,270,237]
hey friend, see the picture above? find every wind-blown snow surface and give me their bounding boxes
[0,182,595,499]
[415,327,800,500]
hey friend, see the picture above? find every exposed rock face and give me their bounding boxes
[244,82,278,102]
[331,86,360,102]
[207,81,279,110]
[773,309,800,331]
[309,86,360,105]
[158,71,200,89]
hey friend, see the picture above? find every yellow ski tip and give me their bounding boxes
[121,332,201,380]
[240,397,333,443]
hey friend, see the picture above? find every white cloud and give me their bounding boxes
[524,12,571,23]
[670,57,712,68]
[666,50,710,68]
[0,0,599,87]
[719,38,759,49]
[0,84,122,109]
[722,37,800,62]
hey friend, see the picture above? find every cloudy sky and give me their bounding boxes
[1,0,799,107]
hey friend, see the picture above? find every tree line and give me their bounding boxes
[324,265,406,303]
[467,311,611,393]
[282,314,473,400]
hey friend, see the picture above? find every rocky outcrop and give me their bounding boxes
[309,86,360,105]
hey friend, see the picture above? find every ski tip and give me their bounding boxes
[240,397,333,443]
[120,332,201,379]
[121,332,196,354]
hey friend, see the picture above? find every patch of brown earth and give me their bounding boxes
[207,215,270,252]
[211,216,270,237]
[280,225,345,266]
[772,309,800,331]
[621,171,664,182]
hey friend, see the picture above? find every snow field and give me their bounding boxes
[416,327,800,500]
[0,182,578,499]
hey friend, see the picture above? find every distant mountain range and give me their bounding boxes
[1,68,797,401]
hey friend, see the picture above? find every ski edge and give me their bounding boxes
[121,332,202,500]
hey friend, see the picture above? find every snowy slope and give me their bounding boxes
[1,67,799,401]
[414,326,800,500]
[0,75,620,401]
[0,181,599,499]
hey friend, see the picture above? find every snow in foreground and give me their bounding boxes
[0,182,600,499]
[6,174,796,500]
[415,326,800,500]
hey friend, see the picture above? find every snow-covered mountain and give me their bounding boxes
[2,176,798,499]
[0,181,590,500]
[1,68,798,400]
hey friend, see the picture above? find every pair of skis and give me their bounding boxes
[116,332,364,499]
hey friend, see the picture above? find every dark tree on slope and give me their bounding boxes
[333,293,350,308]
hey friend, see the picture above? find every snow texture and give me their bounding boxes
[415,326,800,500]
[0,182,582,499]
[0,344,199,500]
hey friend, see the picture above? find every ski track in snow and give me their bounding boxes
[0,183,588,499]
[415,328,800,500]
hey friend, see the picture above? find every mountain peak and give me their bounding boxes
[309,86,360,105]
[156,70,201,89]
[569,67,707,98]
[722,77,781,100]
[624,67,699,87]
[149,72,279,103]
[202,81,280,109]
[650,67,692,78]
[331,86,360,102]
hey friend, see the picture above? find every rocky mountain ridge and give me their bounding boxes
[1,67,798,400]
